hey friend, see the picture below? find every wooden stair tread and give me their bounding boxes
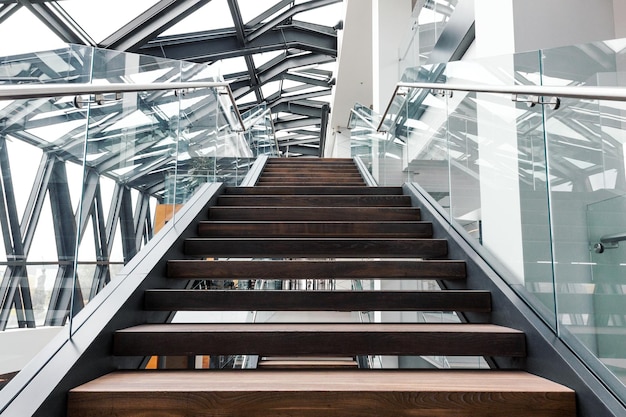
[208,206,421,221]
[183,237,448,258]
[257,361,358,368]
[260,172,363,177]
[216,195,411,207]
[113,323,525,357]
[144,290,491,312]
[257,179,365,187]
[197,221,433,237]
[258,357,359,368]
[167,259,467,279]
[117,322,522,334]
[224,186,403,195]
[68,370,575,417]
[70,369,573,393]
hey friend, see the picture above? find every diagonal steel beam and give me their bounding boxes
[246,0,341,43]
[44,160,83,326]
[0,137,35,329]
[139,21,337,62]
[99,0,213,51]
[274,116,321,131]
[272,101,324,118]
[284,72,333,88]
[231,52,334,98]
[17,0,96,46]
[246,0,292,27]
[227,0,263,103]
[0,2,21,25]
[268,88,332,107]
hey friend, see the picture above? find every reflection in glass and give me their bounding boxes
[372,36,626,397]
[0,45,268,335]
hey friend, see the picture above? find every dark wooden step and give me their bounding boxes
[257,357,359,369]
[223,186,403,195]
[255,182,367,187]
[183,238,448,258]
[113,323,526,357]
[216,195,411,207]
[266,158,355,164]
[197,221,432,238]
[167,259,466,280]
[208,207,420,221]
[144,290,491,312]
[263,161,358,166]
[68,370,576,417]
[257,178,365,184]
[260,169,361,175]
[260,171,362,177]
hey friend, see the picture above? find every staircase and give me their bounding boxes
[67,158,575,417]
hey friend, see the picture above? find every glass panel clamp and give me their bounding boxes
[511,94,561,110]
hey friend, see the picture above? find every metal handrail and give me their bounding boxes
[377,81,626,132]
[0,81,246,130]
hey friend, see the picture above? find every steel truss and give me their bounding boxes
[15,0,343,156]
[0,135,154,330]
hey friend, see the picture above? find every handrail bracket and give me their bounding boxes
[511,94,561,110]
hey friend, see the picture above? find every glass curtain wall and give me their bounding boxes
[369,37,626,401]
[0,45,265,341]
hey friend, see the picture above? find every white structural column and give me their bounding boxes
[326,0,373,157]
[475,0,618,57]
[372,0,412,113]
[475,87,526,284]
[473,1,525,283]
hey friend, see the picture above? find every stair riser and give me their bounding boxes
[68,390,575,417]
[223,186,403,195]
[208,207,421,221]
[166,260,467,280]
[256,182,366,187]
[183,238,448,258]
[144,290,491,312]
[265,159,354,165]
[257,179,365,184]
[216,196,411,207]
[113,331,525,357]
[197,221,432,238]
[260,171,362,177]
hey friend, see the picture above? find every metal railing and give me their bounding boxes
[377,81,626,132]
[0,81,245,131]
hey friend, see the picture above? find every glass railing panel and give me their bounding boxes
[173,86,252,193]
[587,195,626,387]
[540,40,626,397]
[379,36,626,401]
[403,84,451,212]
[399,52,559,328]
[241,104,279,157]
[348,103,385,179]
[0,44,92,85]
[0,44,264,394]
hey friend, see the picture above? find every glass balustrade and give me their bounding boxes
[0,44,276,385]
[361,36,626,402]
